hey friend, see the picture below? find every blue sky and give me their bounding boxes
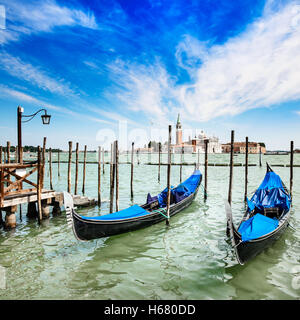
[0,0,300,150]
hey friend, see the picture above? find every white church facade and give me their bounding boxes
[170,114,222,154]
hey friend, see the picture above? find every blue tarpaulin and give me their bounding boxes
[152,170,202,208]
[247,171,291,213]
[81,204,149,221]
[238,213,279,241]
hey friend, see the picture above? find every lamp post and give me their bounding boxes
[17,106,51,163]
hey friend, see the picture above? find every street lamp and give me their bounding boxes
[17,106,51,163]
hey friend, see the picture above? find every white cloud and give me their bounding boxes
[0,0,98,44]
[0,52,75,96]
[178,1,300,121]
[107,1,300,124]
[106,59,178,125]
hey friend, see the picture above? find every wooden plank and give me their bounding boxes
[2,191,57,208]
[0,163,38,169]
[3,167,38,189]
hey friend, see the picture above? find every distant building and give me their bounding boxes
[222,142,266,154]
[170,114,222,153]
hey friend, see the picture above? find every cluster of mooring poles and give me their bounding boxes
[226,130,294,205]
[0,127,296,229]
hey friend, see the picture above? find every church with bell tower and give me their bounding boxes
[176,113,182,145]
[171,113,222,154]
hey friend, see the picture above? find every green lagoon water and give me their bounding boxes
[0,152,299,300]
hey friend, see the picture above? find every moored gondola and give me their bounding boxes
[64,169,202,241]
[225,163,291,265]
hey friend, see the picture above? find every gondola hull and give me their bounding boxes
[65,173,201,241]
[225,164,291,265]
[233,215,289,264]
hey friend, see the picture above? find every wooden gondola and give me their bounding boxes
[64,169,202,241]
[225,163,291,265]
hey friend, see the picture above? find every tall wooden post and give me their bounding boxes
[82,145,87,195]
[74,142,79,195]
[98,146,101,207]
[109,143,114,213]
[49,148,53,190]
[115,141,119,212]
[130,142,134,200]
[290,141,294,200]
[6,141,10,185]
[244,137,249,202]
[166,125,172,226]
[204,139,208,200]
[37,146,42,224]
[180,146,183,183]
[158,143,161,183]
[102,148,105,174]
[41,137,46,189]
[57,149,60,177]
[68,141,72,193]
[259,145,262,167]
[228,130,234,205]
[0,146,2,164]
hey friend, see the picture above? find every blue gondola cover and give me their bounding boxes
[238,213,279,241]
[152,170,202,208]
[247,171,291,213]
[81,204,150,221]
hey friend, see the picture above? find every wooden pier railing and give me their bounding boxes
[0,159,44,225]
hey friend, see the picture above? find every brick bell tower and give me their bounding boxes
[176,113,182,145]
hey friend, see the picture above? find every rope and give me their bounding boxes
[152,207,169,219]
[200,184,208,197]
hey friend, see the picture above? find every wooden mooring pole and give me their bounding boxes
[244,137,248,202]
[82,145,87,195]
[57,149,60,177]
[180,146,183,183]
[259,145,262,167]
[130,142,134,200]
[166,125,172,226]
[7,141,10,185]
[74,142,79,195]
[102,148,105,174]
[115,141,119,212]
[228,130,234,205]
[109,143,115,213]
[49,148,53,190]
[41,137,46,189]
[158,142,161,183]
[98,146,101,207]
[290,141,294,200]
[68,141,72,193]
[204,139,208,201]
[37,146,42,224]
